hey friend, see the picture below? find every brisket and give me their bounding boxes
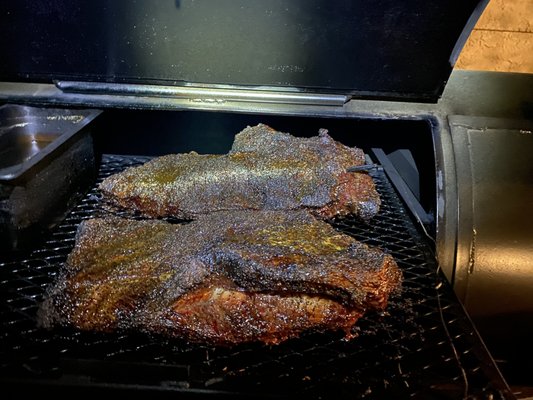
[98,124,380,220]
[39,210,401,345]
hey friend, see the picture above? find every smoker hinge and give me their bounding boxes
[55,81,349,107]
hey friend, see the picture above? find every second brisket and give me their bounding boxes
[39,210,401,345]
[99,124,381,221]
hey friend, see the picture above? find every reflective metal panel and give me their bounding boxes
[450,115,533,382]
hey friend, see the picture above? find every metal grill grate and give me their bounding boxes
[0,155,511,399]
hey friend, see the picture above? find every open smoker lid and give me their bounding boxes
[0,0,486,103]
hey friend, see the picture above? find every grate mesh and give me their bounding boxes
[0,155,511,399]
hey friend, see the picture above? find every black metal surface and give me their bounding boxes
[0,155,512,399]
[0,0,486,102]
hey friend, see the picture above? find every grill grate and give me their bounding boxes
[0,155,511,399]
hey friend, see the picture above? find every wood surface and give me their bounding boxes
[456,0,533,74]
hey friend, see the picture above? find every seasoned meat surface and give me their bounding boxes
[210,210,400,308]
[39,210,401,345]
[144,276,364,346]
[99,124,380,220]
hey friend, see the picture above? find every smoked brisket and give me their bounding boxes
[39,210,401,345]
[98,124,380,221]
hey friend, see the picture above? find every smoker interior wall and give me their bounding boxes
[91,109,436,218]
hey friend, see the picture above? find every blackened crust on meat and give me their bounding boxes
[38,217,213,332]
[205,210,400,308]
[38,210,401,345]
[98,124,381,221]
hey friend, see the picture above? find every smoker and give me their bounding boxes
[1,1,532,398]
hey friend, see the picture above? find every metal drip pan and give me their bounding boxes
[0,104,101,181]
[0,104,101,251]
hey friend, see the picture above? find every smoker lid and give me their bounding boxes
[0,0,487,103]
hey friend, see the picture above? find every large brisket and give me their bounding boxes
[99,124,380,220]
[39,210,401,345]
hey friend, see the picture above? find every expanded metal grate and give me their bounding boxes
[0,154,512,399]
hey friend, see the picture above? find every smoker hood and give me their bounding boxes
[0,0,488,103]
